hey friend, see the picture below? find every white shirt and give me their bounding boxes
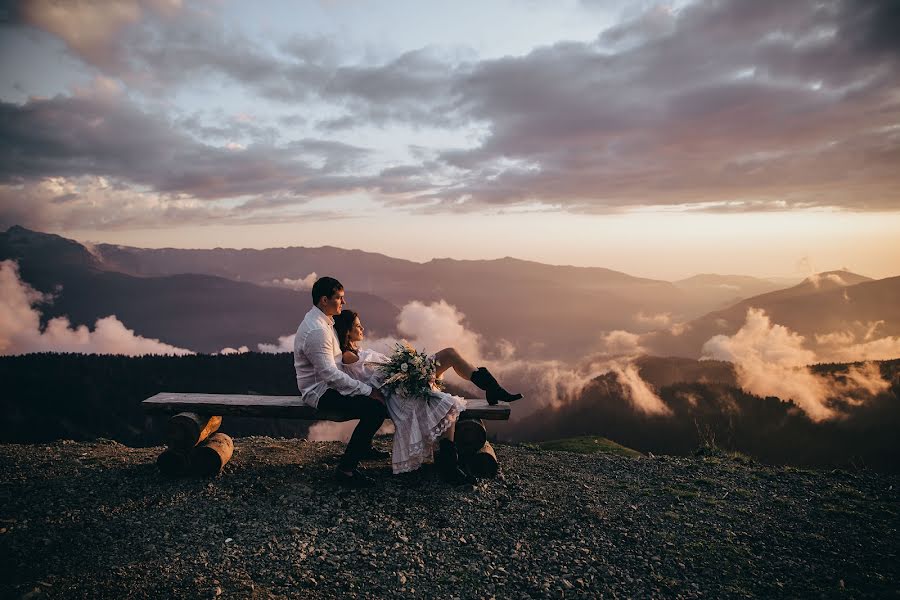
[293,306,373,407]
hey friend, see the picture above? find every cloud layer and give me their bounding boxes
[701,307,890,420]
[0,259,192,356]
[2,0,899,231]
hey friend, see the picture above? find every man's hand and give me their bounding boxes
[369,387,386,405]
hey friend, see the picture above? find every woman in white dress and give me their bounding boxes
[333,310,522,484]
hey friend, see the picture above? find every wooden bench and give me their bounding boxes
[142,392,511,420]
[142,392,510,477]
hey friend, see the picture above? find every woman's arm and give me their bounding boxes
[342,350,360,364]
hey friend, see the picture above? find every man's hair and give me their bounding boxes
[311,276,343,306]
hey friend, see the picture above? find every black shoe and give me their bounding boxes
[436,440,476,486]
[470,367,524,406]
[359,447,390,461]
[335,468,375,489]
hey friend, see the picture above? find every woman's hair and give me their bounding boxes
[333,309,359,353]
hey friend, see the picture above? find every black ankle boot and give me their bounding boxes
[470,367,524,406]
[437,439,476,485]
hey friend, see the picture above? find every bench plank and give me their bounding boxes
[142,392,511,421]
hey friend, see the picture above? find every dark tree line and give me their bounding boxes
[2,352,898,472]
[0,352,309,446]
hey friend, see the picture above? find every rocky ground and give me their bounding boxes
[0,437,898,599]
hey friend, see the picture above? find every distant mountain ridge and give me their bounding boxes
[3,226,895,361]
[0,226,400,353]
[38,228,794,358]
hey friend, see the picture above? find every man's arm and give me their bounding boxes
[303,327,373,397]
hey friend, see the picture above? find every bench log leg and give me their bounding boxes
[191,432,234,477]
[455,418,487,456]
[156,448,190,477]
[466,441,498,479]
[166,412,222,451]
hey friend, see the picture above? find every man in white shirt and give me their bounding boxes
[294,276,388,488]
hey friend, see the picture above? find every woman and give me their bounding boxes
[333,309,521,484]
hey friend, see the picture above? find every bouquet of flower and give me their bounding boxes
[376,341,444,400]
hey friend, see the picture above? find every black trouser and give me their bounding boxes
[317,388,388,471]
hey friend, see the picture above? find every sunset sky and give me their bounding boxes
[1,0,899,280]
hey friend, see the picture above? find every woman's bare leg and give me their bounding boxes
[434,347,476,380]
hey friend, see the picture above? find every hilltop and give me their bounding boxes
[1,437,897,599]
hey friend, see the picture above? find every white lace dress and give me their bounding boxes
[340,348,467,474]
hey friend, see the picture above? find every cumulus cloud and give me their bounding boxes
[0,259,192,356]
[395,300,482,362]
[599,330,646,356]
[701,307,891,421]
[218,345,249,355]
[257,334,295,354]
[269,273,317,291]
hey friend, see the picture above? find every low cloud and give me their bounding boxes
[599,330,646,356]
[258,334,295,354]
[807,272,850,288]
[635,311,672,327]
[218,345,249,355]
[395,300,482,363]
[0,260,192,356]
[701,307,891,421]
[268,273,318,292]
[364,299,666,417]
[815,320,900,362]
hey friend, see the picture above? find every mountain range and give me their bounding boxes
[643,270,900,359]
[2,225,897,361]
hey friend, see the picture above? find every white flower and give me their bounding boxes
[401,362,409,372]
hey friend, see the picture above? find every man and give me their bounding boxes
[294,276,388,488]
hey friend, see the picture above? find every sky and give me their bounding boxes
[1,0,899,280]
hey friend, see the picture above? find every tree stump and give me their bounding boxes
[467,441,498,479]
[190,432,234,476]
[455,418,487,456]
[165,413,222,451]
[156,448,189,477]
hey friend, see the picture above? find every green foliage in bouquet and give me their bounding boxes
[377,341,444,400]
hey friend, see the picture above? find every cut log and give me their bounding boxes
[156,448,189,477]
[191,432,234,476]
[165,412,222,451]
[455,418,487,456]
[467,441,498,479]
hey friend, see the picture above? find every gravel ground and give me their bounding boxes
[1,437,898,599]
